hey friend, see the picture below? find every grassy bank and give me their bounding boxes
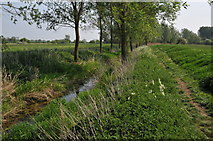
[151,44,212,138]
[3,46,205,139]
[2,43,120,129]
[151,44,212,116]
[151,44,212,93]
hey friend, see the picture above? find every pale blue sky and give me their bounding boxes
[0,1,211,41]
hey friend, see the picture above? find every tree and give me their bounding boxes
[161,23,171,43]
[20,37,29,43]
[161,23,180,43]
[64,35,71,43]
[177,37,187,44]
[182,28,201,44]
[1,1,89,62]
[95,2,107,53]
[198,26,213,39]
[169,25,181,43]
[0,35,9,50]
[112,2,186,61]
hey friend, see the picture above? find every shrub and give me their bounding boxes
[177,38,187,44]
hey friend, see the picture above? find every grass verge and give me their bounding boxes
[3,46,205,139]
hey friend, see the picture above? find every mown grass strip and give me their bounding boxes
[151,45,212,139]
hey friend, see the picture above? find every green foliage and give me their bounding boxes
[3,46,205,140]
[177,37,187,44]
[161,23,181,43]
[182,28,201,44]
[152,44,212,87]
[20,38,30,43]
[151,44,213,115]
[15,78,51,96]
[198,26,213,39]
[97,48,202,139]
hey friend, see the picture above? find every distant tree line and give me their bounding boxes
[0,35,73,44]
[157,25,213,45]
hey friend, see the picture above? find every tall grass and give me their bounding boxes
[4,47,205,139]
[2,43,121,130]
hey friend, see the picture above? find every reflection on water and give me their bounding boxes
[62,78,97,102]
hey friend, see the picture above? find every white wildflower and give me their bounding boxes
[148,90,152,93]
[159,78,166,95]
[158,78,162,85]
[152,80,155,85]
[161,92,165,96]
[128,97,131,100]
[131,93,136,95]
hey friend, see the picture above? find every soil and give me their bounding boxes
[176,78,209,117]
[176,78,212,139]
[2,88,64,129]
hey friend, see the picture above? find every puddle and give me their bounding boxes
[62,78,97,102]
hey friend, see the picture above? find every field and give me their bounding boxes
[2,43,212,139]
[151,44,212,114]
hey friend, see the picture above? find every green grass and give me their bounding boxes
[3,47,205,139]
[2,43,119,116]
[96,47,203,139]
[151,44,212,93]
[2,43,115,52]
[151,44,212,117]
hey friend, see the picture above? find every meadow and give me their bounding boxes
[2,43,212,139]
[2,43,120,129]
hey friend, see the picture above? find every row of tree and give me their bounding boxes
[0,35,110,44]
[159,25,212,45]
[2,1,187,61]
[0,35,70,44]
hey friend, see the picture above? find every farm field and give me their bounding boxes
[3,43,113,52]
[151,44,212,114]
[2,44,212,139]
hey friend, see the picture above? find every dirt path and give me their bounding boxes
[176,78,209,117]
[176,78,212,139]
[149,46,212,139]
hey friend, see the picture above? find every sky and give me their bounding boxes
[0,0,211,41]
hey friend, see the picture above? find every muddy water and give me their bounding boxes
[62,78,97,102]
[4,78,98,130]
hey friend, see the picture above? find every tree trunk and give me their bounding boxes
[99,17,103,53]
[136,43,138,48]
[74,24,80,62]
[120,19,128,62]
[118,41,121,49]
[145,36,148,45]
[130,37,133,52]
[110,16,113,51]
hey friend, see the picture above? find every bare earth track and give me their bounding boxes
[176,79,212,139]
[176,78,209,117]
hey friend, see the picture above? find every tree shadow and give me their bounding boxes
[199,77,213,94]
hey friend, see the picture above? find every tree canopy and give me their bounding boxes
[198,26,213,40]
[1,1,187,61]
[182,28,201,44]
